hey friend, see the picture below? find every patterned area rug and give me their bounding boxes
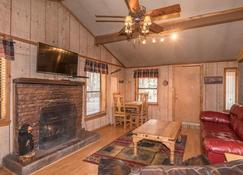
[84,132,187,167]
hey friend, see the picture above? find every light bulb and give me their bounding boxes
[152,38,156,43]
[160,38,165,42]
[171,33,178,41]
[142,39,146,44]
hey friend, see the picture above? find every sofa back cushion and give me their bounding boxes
[230,104,243,119]
[200,111,230,124]
[230,104,243,140]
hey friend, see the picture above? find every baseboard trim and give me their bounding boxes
[182,122,200,129]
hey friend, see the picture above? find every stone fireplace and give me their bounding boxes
[3,78,100,175]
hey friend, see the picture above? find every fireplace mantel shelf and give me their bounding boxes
[13,78,85,86]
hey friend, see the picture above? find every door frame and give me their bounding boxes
[172,64,203,122]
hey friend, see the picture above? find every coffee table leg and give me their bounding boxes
[133,136,140,156]
[134,141,138,155]
[170,143,175,164]
[164,142,175,164]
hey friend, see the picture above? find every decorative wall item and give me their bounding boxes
[163,80,169,86]
[204,76,223,84]
[18,124,34,156]
[0,38,15,60]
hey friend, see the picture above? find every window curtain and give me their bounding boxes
[134,68,159,78]
[0,39,15,60]
[84,59,108,74]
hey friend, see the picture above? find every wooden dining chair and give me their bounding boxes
[113,94,131,130]
[137,92,149,124]
[129,105,141,128]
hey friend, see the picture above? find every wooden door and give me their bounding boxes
[173,65,201,123]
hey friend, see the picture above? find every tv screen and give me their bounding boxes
[37,43,78,76]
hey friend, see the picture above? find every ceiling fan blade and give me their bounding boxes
[124,0,140,13]
[95,15,125,18]
[146,4,181,20]
[119,27,126,34]
[96,20,124,23]
[48,0,64,2]
[95,6,243,45]
[150,23,164,33]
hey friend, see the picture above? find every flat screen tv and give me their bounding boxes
[37,43,78,76]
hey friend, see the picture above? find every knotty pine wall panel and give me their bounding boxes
[203,61,238,112]
[125,61,237,122]
[57,3,70,49]
[0,0,11,34]
[30,0,45,42]
[79,24,88,55]
[69,15,80,53]
[0,0,124,164]
[45,0,58,46]
[11,0,31,39]
[203,63,218,111]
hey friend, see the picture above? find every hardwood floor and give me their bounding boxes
[0,125,201,175]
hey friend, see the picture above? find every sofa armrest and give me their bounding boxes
[200,111,230,124]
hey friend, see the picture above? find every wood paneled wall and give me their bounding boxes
[0,0,125,164]
[124,61,238,121]
[239,62,243,104]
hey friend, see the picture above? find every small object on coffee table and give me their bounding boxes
[132,119,182,164]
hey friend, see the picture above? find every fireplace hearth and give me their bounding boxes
[3,78,100,175]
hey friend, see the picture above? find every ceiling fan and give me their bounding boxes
[95,0,181,38]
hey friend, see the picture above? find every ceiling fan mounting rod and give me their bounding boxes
[130,5,146,21]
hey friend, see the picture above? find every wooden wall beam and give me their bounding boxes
[95,6,243,45]
[237,49,243,62]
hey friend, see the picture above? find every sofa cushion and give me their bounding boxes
[203,137,243,155]
[230,104,243,118]
[229,104,243,140]
[234,119,243,140]
[138,160,243,175]
[230,115,238,131]
[200,111,230,124]
[202,129,239,141]
[201,122,236,140]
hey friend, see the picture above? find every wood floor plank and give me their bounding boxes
[1,126,201,175]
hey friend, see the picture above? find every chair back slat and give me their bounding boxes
[113,94,125,114]
[137,93,149,113]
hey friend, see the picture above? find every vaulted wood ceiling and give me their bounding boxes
[63,0,243,67]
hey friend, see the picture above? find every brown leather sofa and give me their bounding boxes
[98,158,243,175]
[200,104,243,164]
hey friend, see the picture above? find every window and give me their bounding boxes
[137,78,158,103]
[224,68,238,111]
[0,57,10,126]
[86,72,106,116]
[86,72,101,115]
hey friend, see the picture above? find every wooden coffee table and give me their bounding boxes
[132,119,182,164]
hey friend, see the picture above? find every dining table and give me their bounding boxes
[125,101,144,127]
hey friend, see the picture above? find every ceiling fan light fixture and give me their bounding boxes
[141,24,149,34]
[171,33,178,41]
[144,16,152,26]
[152,38,156,43]
[125,16,133,34]
[160,38,165,42]
[125,16,133,26]
[142,39,146,44]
